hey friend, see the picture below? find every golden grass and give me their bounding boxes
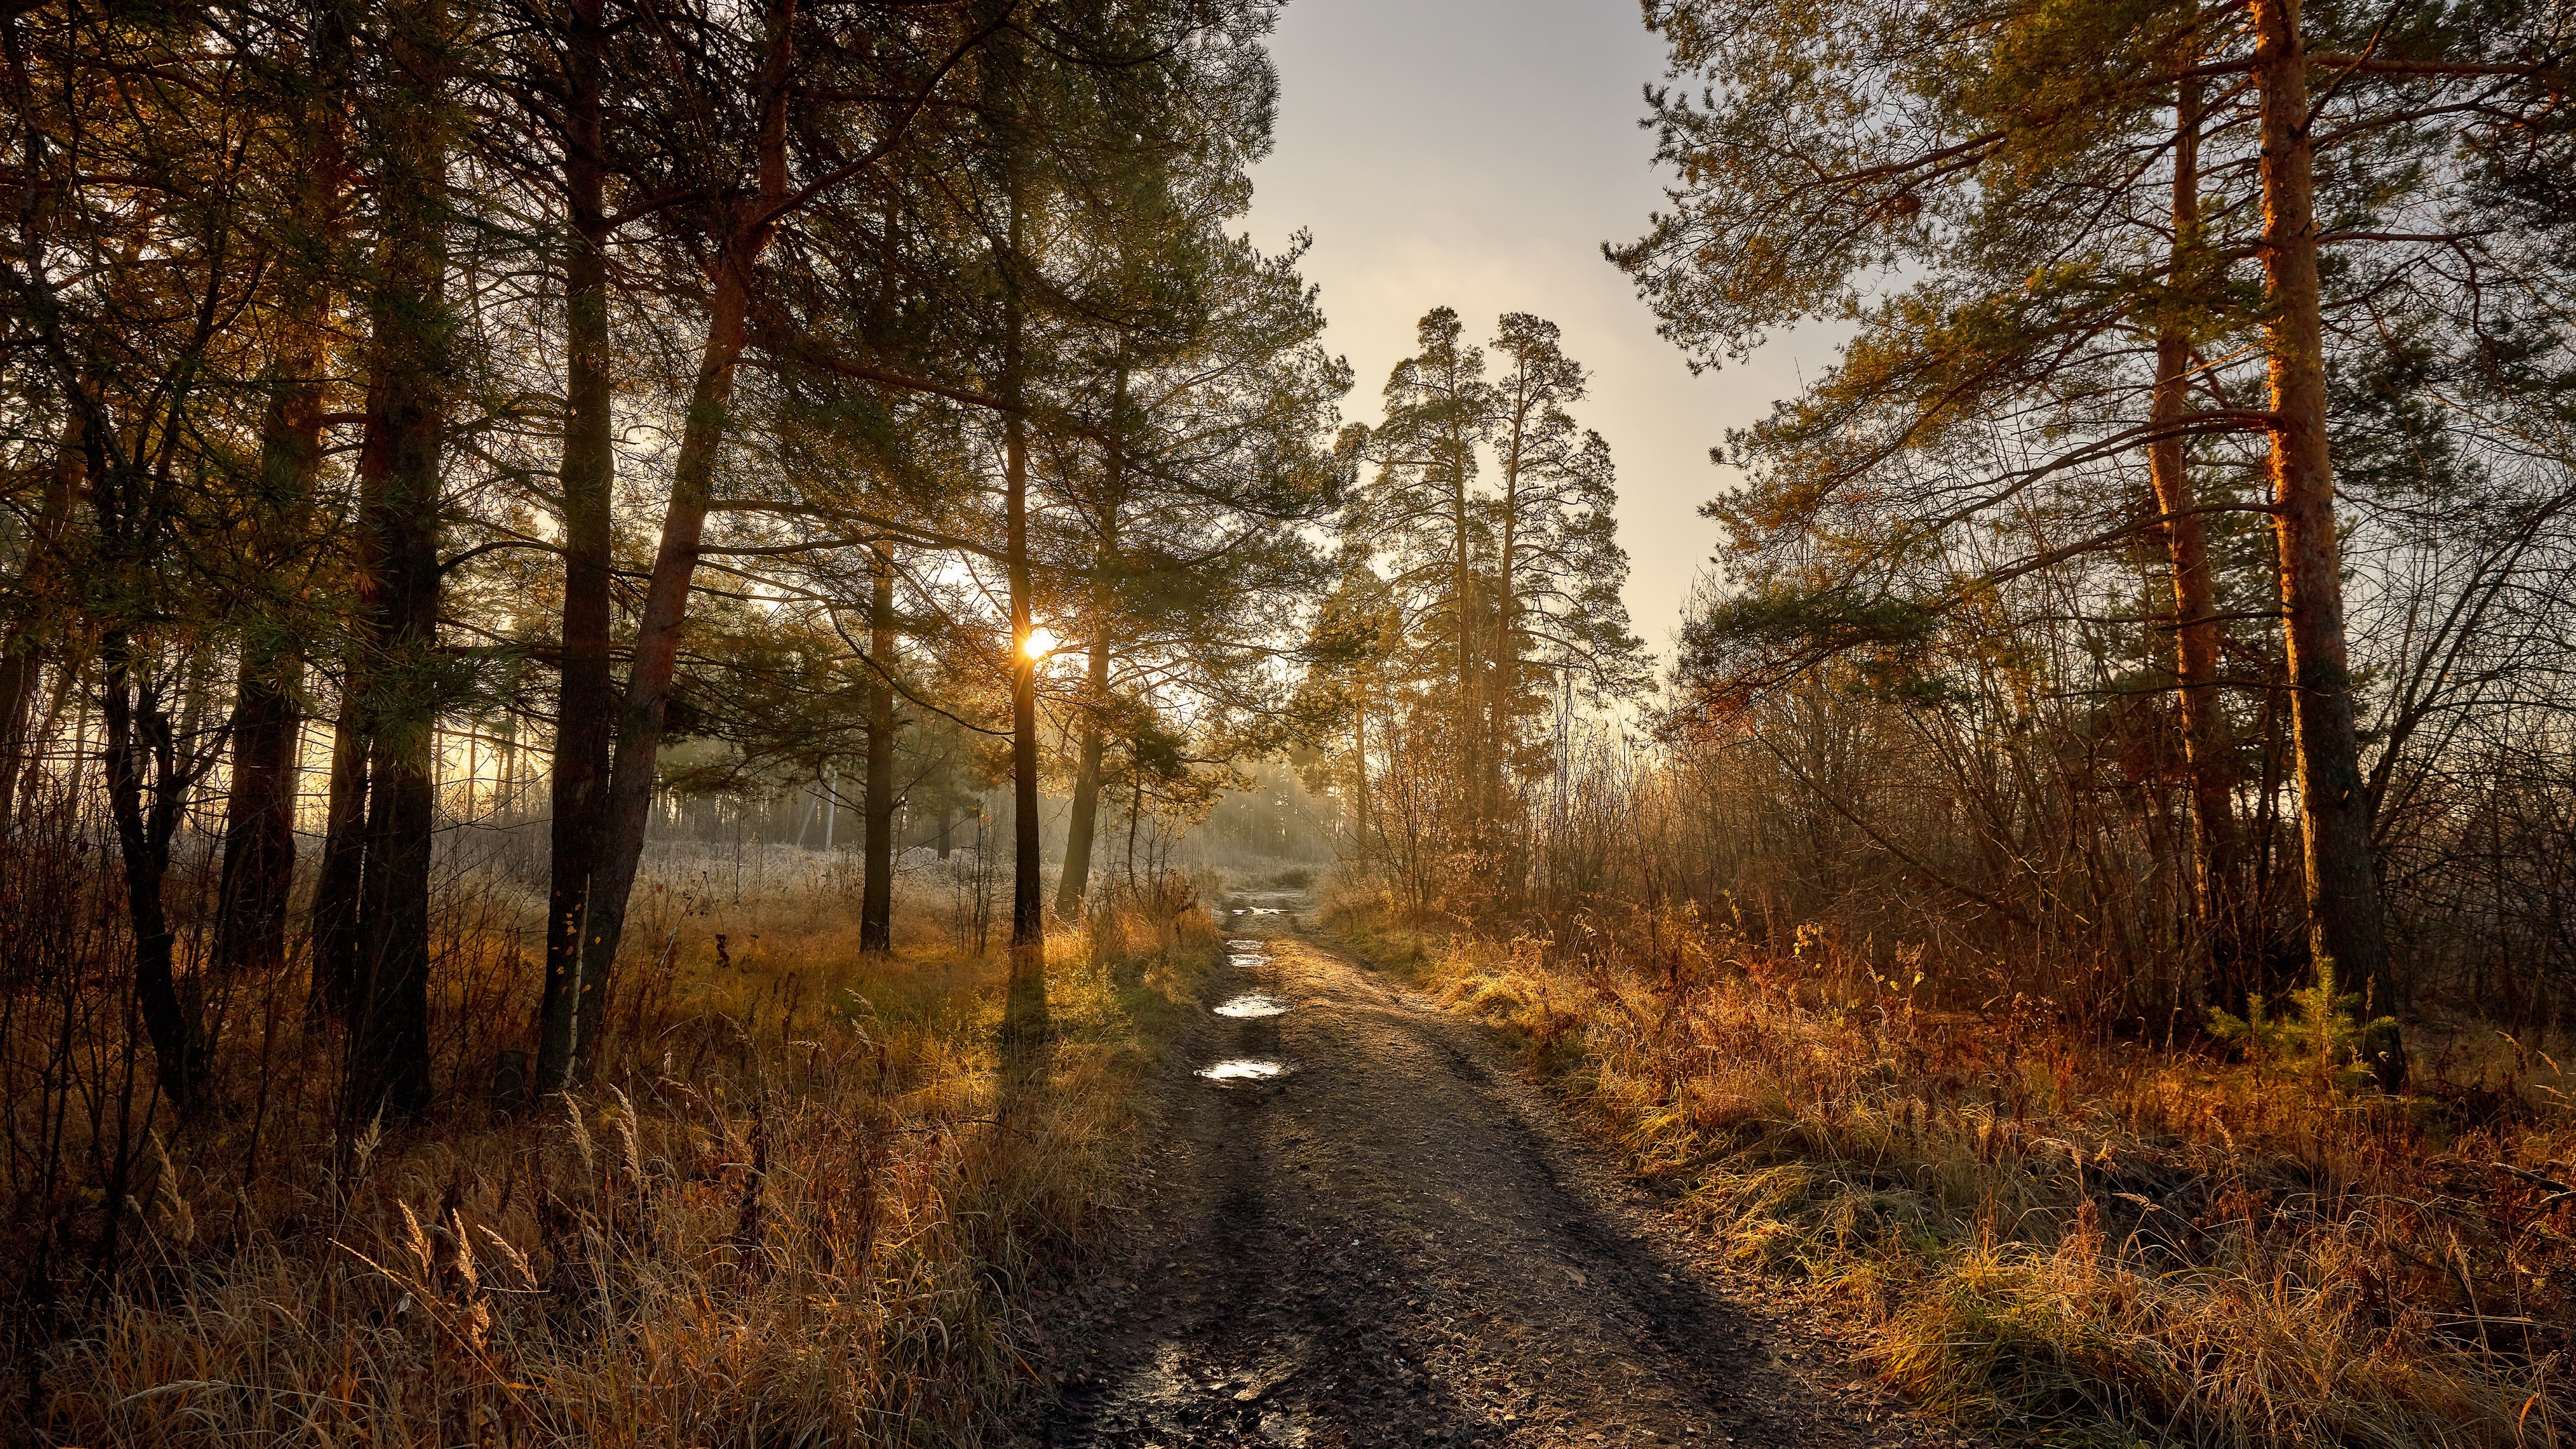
[21,855,1221,1448]
[1336,900,2576,1448]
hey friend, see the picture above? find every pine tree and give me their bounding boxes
[1617,0,2573,1085]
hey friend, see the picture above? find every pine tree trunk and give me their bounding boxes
[1352,672,1371,855]
[2251,0,2405,1089]
[1006,392,1044,949]
[1001,201,1049,1042]
[218,33,340,996]
[215,656,301,981]
[1056,638,1110,920]
[345,0,451,1120]
[0,415,83,837]
[1452,423,1477,845]
[537,0,616,1093]
[307,688,368,1020]
[1056,377,1122,921]
[574,239,756,1072]
[572,0,796,1074]
[0,645,44,839]
[1495,416,1523,898]
[861,545,897,951]
[2148,70,2244,1015]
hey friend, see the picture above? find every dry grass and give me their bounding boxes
[10,844,1221,1448]
[1333,890,2576,1448]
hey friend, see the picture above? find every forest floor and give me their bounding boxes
[1020,884,1962,1449]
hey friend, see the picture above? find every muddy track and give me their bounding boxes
[1020,888,1957,1449]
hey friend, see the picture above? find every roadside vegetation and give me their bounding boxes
[10,845,1218,1446]
[1333,878,2574,1447]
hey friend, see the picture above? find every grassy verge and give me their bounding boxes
[1328,897,2575,1448]
[26,862,1220,1448]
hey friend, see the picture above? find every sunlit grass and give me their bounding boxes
[28,852,1220,1448]
[1333,892,2575,1448]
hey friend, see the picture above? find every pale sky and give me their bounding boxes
[1240,0,1837,671]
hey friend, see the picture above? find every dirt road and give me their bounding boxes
[1024,889,1949,1449]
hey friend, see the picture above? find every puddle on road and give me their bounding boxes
[1197,1059,1293,1082]
[1230,906,1292,916]
[1214,994,1289,1018]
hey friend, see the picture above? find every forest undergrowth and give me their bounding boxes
[5,841,1221,1448]
[1329,881,2576,1449]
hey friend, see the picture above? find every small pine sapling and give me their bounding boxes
[2207,957,2400,1091]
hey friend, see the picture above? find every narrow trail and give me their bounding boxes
[1023,886,1955,1449]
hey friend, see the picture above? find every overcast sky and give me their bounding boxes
[1238,0,1838,671]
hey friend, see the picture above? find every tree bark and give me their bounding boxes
[344,0,452,1122]
[537,0,616,1093]
[861,543,897,951]
[1006,376,1042,951]
[101,631,203,1109]
[1493,379,1527,885]
[307,683,368,1020]
[1056,641,1109,919]
[1450,407,1478,845]
[214,657,301,981]
[1352,669,1371,854]
[217,27,342,994]
[2251,0,2405,1089]
[1056,364,1123,920]
[0,413,82,837]
[572,0,796,1075]
[2147,68,2245,1014]
[1001,193,1049,1042]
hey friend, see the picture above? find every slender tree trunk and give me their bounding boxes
[1000,217,1049,1044]
[1056,371,1123,919]
[573,0,795,1073]
[17,647,78,811]
[100,632,202,1108]
[1055,639,1109,919]
[307,685,368,1020]
[861,544,897,951]
[1006,374,1042,950]
[1352,669,1371,854]
[0,415,81,836]
[344,0,452,1121]
[2251,0,2404,1088]
[0,652,48,832]
[574,243,755,1069]
[1495,405,1524,895]
[536,0,616,1093]
[1451,425,1477,843]
[2147,69,2243,1014]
